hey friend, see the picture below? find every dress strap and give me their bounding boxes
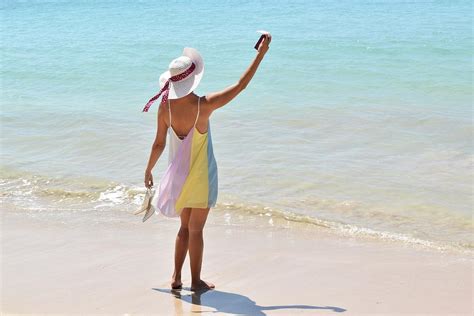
[193,96,200,127]
[168,98,172,126]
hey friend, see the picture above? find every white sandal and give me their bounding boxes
[134,187,156,222]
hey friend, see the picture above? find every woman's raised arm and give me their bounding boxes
[205,33,272,111]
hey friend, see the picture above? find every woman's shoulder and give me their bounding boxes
[157,101,171,125]
[199,94,214,115]
[157,101,168,115]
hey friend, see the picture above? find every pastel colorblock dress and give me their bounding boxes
[154,96,218,217]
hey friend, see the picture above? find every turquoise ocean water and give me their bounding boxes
[1,1,472,252]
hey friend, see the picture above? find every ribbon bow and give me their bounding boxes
[142,62,196,112]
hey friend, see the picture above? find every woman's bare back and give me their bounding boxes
[164,93,212,139]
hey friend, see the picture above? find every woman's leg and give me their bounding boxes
[171,207,191,289]
[188,207,215,291]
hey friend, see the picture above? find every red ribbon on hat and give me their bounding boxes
[142,62,196,112]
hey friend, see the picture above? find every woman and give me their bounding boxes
[143,33,271,291]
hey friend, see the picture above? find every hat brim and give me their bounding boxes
[159,47,204,100]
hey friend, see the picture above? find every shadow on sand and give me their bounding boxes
[153,287,346,315]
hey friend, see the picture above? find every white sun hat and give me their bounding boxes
[142,47,204,112]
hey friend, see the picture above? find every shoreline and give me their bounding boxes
[1,165,472,255]
[2,209,472,315]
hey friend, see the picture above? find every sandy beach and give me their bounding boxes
[2,208,471,315]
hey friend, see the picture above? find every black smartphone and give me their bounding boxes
[254,34,266,50]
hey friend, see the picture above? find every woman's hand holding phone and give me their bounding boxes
[255,30,272,57]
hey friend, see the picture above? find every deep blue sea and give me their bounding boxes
[1,0,472,252]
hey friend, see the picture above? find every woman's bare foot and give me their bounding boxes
[171,275,182,289]
[191,279,215,291]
